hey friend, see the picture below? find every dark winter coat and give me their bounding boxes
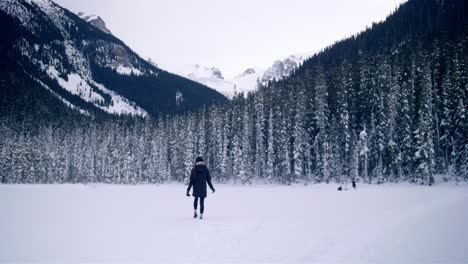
[187,162,215,198]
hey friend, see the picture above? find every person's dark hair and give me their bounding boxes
[195,157,204,163]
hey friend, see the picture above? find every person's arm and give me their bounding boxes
[187,169,194,196]
[206,169,215,193]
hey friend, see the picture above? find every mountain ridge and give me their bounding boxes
[77,11,112,34]
[158,52,314,97]
[0,0,227,118]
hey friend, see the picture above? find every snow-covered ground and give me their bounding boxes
[1,183,467,263]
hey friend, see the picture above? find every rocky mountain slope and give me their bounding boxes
[0,0,226,118]
[77,11,111,34]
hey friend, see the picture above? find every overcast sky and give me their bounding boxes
[55,0,407,78]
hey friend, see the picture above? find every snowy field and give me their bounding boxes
[1,183,468,264]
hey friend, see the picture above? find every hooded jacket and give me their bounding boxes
[187,161,215,197]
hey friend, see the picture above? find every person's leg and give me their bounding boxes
[200,197,205,214]
[193,197,198,218]
[193,197,199,210]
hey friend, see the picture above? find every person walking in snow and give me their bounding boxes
[186,157,215,219]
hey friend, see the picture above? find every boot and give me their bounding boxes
[193,210,198,218]
[199,214,203,219]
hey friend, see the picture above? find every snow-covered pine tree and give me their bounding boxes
[0,125,10,183]
[220,108,231,181]
[414,52,435,185]
[254,90,266,179]
[370,54,391,183]
[336,59,353,180]
[351,135,360,182]
[386,63,401,181]
[451,43,468,181]
[314,65,330,183]
[396,54,416,181]
[231,98,244,183]
[240,103,253,184]
[266,107,275,181]
[359,126,369,182]
[277,109,292,183]
[292,84,308,182]
[210,107,223,179]
[439,57,456,177]
[430,39,444,174]
[454,98,468,181]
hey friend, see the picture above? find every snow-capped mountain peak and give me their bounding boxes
[261,53,312,83]
[235,68,257,78]
[159,52,313,97]
[181,64,224,80]
[77,11,111,34]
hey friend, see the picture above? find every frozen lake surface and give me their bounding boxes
[1,183,468,263]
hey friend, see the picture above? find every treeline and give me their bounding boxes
[1,34,467,184]
[1,0,467,184]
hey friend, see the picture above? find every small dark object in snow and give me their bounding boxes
[337,186,343,191]
[352,180,357,190]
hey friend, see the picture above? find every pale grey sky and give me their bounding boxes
[55,0,407,78]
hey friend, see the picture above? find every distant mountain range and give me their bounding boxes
[0,0,226,118]
[156,52,314,97]
[71,12,314,97]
